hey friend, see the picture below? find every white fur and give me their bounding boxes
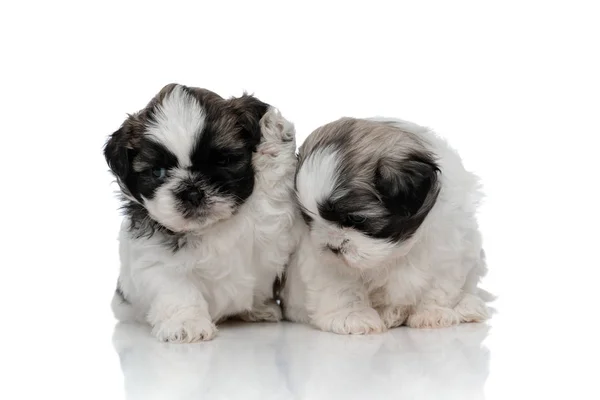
[146,86,205,167]
[296,145,417,272]
[113,107,301,342]
[283,117,491,333]
[296,148,340,215]
[139,88,237,234]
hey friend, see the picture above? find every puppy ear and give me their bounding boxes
[229,93,269,149]
[375,151,441,218]
[104,124,135,179]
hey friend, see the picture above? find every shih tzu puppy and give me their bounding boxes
[282,117,492,334]
[104,84,299,342]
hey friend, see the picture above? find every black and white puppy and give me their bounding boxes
[104,84,299,342]
[282,117,491,334]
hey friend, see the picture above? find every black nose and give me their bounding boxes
[183,188,203,207]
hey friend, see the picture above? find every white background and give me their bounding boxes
[1,1,599,399]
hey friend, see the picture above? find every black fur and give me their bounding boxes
[104,84,269,250]
[118,199,187,251]
[316,150,440,243]
[374,151,441,242]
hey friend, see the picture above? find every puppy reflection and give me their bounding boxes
[113,322,291,400]
[114,322,490,400]
[279,323,491,400]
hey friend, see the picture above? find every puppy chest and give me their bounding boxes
[206,271,256,317]
[188,247,257,314]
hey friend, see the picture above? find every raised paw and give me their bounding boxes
[377,305,410,329]
[407,306,460,329]
[152,316,217,343]
[260,108,295,143]
[313,307,386,335]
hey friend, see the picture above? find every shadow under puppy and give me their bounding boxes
[104,84,299,342]
[282,117,492,334]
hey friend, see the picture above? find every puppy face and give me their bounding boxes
[296,118,440,270]
[104,84,268,233]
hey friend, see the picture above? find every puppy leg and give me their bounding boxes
[377,305,411,329]
[370,287,410,329]
[143,269,216,343]
[149,296,216,343]
[455,249,492,323]
[237,299,282,322]
[407,290,489,328]
[236,261,285,322]
[280,253,311,324]
[454,293,490,323]
[308,278,386,335]
[407,305,461,329]
[407,284,462,329]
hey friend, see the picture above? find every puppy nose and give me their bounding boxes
[183,188,203,206]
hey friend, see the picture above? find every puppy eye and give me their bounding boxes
[151,167,167,180]
[347,214,366,224]
[215,153,245,167]
[300,209,314,225]
[216,157,230,166]
[324,202,335,212]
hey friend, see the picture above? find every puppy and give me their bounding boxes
[282,117,492,334]
[104,84,299,342]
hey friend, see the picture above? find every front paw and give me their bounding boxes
[377,305,410,329]
[407,306,460,329]
[313,307,386,335]
[152,316,217,343]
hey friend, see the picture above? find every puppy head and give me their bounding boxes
[295,118,440,270]
[104,83,268,233]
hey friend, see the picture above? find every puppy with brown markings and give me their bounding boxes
[282,117,492,334]
[105,84,300,342]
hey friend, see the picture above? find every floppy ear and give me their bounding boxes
[104,125,134,180]
[229,93,269,149]
[375,152,441,218]
[106,85,178,175]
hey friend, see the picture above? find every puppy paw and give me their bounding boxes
[377,305,410,329]
[454,294,490,323]
[237,301,283,322]
[260,108,295,144]
[152,316,217,343]
[314,307,386,335]
[407,306,460,329]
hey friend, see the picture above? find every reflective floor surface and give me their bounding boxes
[114,321,489,400]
